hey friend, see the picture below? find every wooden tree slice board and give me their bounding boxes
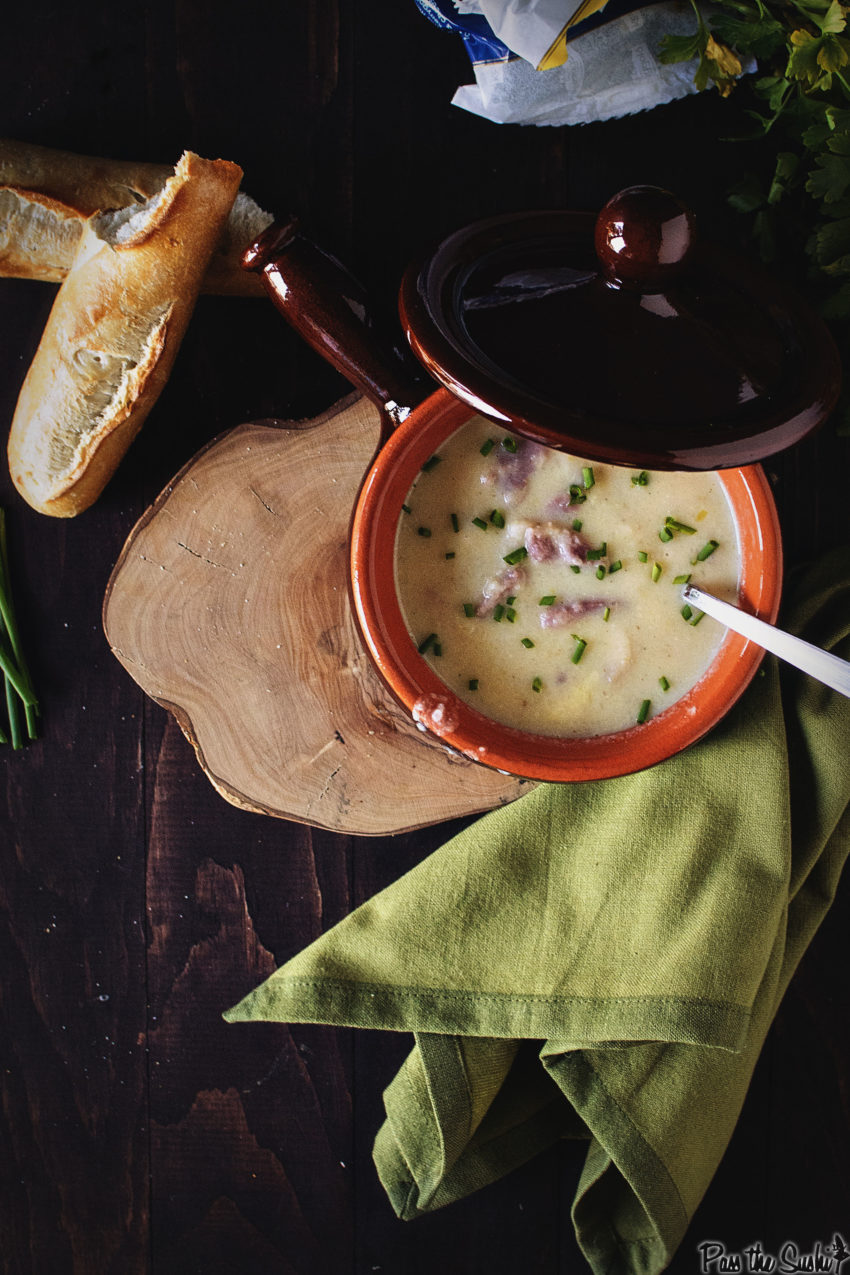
[103,394,532,835]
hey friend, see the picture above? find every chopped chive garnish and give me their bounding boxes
[582,466,595,489]
[445,552,455,560]
[538,595,556,606]
[608,560,623,573]
[402,504,412,514]
[637,699,651,724]
[572,518,583,531]
[638,550,648,563]
[463,603,476,617]
[506,607,517,623]
[595,565,606,580]
[417,526,431,537]
[651,562,662,582]
[659,675,671,691]
[695,539,719,561]
[570,564,581,575]
[681,604,693,621]
[490,509,505,528]
[503,546,528,565]
[631,471,649,486]
[506,596,516,606]
[432,643,442,657]
[480,438,495,456]
[569,484,586,505]
[690,610,705,626]
[571,635,587,664]
[468,678,479,690]
[586,542,607,561]
[492,604,505,622]
[422,455,441,472]
[501,437,518,453]
[673,573,691,585]
[665,516,696,534]
[418,632,438,654]
[450,513,459,533]
[602,607,611,622]
[472,517,488,531]
[658,527,674,543]
[521,637,535,648]
[532,677,543,693]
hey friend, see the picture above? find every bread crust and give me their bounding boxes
[0,138,270,295]
[7,150,243,516]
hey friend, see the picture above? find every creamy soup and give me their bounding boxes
[394,416,741,738]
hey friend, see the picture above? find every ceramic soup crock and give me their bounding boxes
[242,187,840,782]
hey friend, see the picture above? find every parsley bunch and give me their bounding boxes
[660,0,850,428]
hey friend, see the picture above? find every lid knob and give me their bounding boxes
[594,185,696,292]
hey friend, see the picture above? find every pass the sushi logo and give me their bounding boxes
[697,1235,850,1275]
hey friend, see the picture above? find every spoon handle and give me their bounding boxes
[683,585,850,698]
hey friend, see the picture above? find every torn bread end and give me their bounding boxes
[8,151,243,516]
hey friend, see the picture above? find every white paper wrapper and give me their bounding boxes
[419,0,742,126]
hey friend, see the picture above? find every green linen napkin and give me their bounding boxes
[225,547,850,1275]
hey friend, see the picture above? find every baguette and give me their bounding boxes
[0,138,271,295]
[8,150,243,517]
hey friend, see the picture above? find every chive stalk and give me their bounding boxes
[480,438,495,456]
[695,539,719,561]
[665,516,696,535]
[472,517,488,531]
[637,699,651,724]
[571,635,587,664]
[582,466,595,489]
[503,546,528,565]
[422,455,441,472]
[538,595,556,606]
[501,437,518,453]
[532,677,543,693]
[521,637,535,648]
[0,509,39,744]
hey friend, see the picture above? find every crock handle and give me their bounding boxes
[242,219,424,427]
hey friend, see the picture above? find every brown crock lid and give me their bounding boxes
[398,186,842,471]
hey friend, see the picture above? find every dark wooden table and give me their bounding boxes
[1,5,848,1272]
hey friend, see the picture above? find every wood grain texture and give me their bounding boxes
[103,394,529,834]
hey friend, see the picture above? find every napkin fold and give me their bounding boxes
[225,547,850,1275]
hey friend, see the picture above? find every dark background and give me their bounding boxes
[0,3,847,1272]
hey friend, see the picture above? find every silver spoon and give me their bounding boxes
[682,585,850,698]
